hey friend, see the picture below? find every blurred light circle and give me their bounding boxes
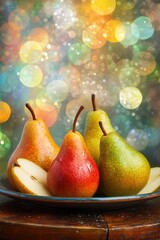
[68,42,91,65]
[43,1,55,17]
[132,51,156,76]
[119,87,143,109]
[20,65,43,87]
[119,66,140,88]
[91,0,116,15]
[27,28,49,49]
[0,23,21,46]
[8,7,29,31]
[0,101,11,123]
[46,80,69,103]
[35,107,58,128]
[121,22,139,46]
[52,2,76,30]
[126,129,148,151]
[19,41,43,64]
[103,19,126,42]
[82,24,106,49]
[133,16,154,40]
[36,89,61,112]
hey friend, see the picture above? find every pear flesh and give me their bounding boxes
[99,132,150,196]
[11,158,52,196]
[138,167,160,194]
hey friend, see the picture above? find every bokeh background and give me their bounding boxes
[0,0,160,175]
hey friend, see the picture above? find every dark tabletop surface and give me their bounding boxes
[0,194,160,240]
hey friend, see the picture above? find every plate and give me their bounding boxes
[0,175,160,210]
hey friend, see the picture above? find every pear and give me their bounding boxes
[47,106,100,197]
[83,94,114,165]
[99,121,150,196]
[138,167,160,194]
[11,158,52,196]
[7,103,60,186]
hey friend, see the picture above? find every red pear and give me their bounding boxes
[47,106,100,197]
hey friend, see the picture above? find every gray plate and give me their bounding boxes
[0,175,160,210]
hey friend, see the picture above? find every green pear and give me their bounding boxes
[99,121,150,196]
[83,94,114,165]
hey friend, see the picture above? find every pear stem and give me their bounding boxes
[92,94,96,111]
[25,103,37,120]
[72,106,84,133]
[99,121,107,136]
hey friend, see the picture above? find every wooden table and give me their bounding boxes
[0,195,160,240]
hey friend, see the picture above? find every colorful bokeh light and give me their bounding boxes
[0,102,11,123]
[19,64,43,87]
[19,41,43,64]
[103,19,126,43]
[91,0,116,15]
[119,87,143,109]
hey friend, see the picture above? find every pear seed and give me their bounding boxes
[14,162,20,167]
[31,175,37,181]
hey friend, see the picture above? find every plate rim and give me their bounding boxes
[0,175,160,205]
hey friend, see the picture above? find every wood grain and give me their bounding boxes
[103,197,160,240]
[0,196,107,240]
[0,195,160,240]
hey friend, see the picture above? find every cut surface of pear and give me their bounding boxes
[138,167,160,194]
[138,176,160,194]
[147,167,160,184]
[11,158,52,196]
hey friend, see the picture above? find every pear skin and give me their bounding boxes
[99,122,150,196]
[47,106,100,197]
[7,104,60,186]
[84,94,114,165]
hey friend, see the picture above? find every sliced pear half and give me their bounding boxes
[11,158,52,196]
[147,167,160,184]
[138,167,160,194]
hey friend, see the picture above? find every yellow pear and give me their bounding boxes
[84,94,114,165]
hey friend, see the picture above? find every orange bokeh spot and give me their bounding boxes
[8,8,29,31]
[35,107,58,128]
[103,19,126,43]
[0,23,21,46]
[0,101,11,123]
[28,28,49,49]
